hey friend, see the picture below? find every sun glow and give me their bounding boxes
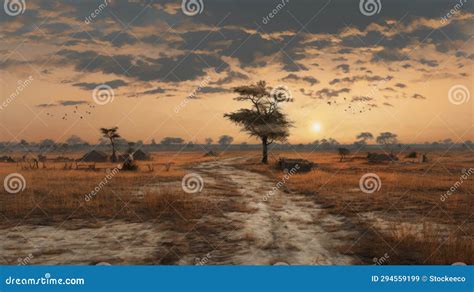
[311,122,322,133]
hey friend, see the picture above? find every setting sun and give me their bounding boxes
[311,122,322,133]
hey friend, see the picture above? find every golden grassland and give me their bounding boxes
[0,152,218,225]
[237,149,474,265]
[1,149,472,264]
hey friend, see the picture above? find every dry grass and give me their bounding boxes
[0,152,217,226]
[236,149,474,265]
[1,149,472,264]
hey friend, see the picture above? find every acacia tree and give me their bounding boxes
[376,132,398,151]
[354,132,374,149]
[224,81,292,164]
[100,127,120,162]
[218,135,234,147]
[376,132,398,146]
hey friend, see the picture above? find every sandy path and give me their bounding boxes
[188,157,354,265]
[0,157,354,265]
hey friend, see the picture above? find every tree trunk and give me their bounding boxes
[261,136,268,164]
[111,139,117,162]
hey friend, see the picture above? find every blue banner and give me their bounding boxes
[0,266,472,292]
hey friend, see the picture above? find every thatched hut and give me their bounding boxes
[133,149,150,161]
[79,150,108,162]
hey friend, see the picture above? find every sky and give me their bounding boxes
[0,0,473,145]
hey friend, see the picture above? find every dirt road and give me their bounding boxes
[1,157,355,265]
[176,157,355,265]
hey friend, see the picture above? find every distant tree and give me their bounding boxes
[442,138,453,146]
[60,143,69,153]
[39,139,56,151]
[218,135,234,147]
[354,132,374,148]
[224,81,292,164]
[313,138,339,149]
[160,137,184,145]
[205,138,213,145]
[66,135,86,146]
[127,142,136,154]
[338,147,350,162]
[376,132,398,147]
[100,127,120,162]
[356,132,374,142]
[463,140,473,149]
[151,138,157,145]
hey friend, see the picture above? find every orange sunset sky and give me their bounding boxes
[0,0,473,145]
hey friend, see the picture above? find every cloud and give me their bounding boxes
[57,49,228,82]
[335,64,350,73]
[351,96,374,102]
[329,75,392,85]
[313,88,351,99]
[210,70,249,85]
[59,100,89,106]
[419,58,439,67]
[282,74,319,85]
[372,48,409,62]
[412,93,426,99]
[73,79,128,90]
[128,87,167,98]
[37,103,57,108]
[199,87,230,94]
[37,100,89,108]
[394,83,407,88]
